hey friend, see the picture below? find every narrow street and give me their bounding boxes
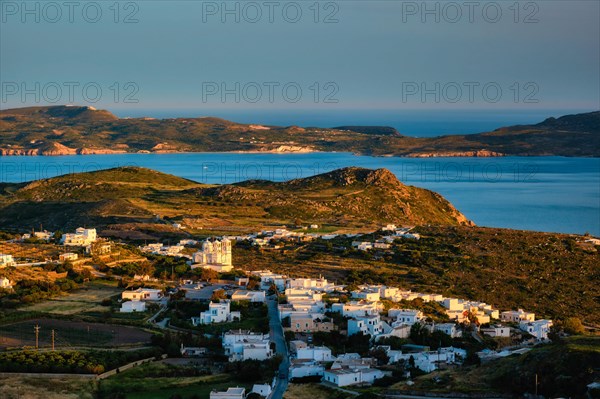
[267,296,289,399]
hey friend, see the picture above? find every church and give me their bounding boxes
[191,238,234,272]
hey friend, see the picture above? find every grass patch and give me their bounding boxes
[98,362,250,399]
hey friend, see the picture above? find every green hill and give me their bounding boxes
[0,166,472,231]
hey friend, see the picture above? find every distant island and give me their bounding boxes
[0,105,599,157]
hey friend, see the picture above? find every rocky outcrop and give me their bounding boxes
[0,145,127,156]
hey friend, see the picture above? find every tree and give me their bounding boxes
[201,268,218,281]
[211,289,227,302]
[562,317,586,335]
[369,347,390,366]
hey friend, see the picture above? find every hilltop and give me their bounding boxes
[0,106,598,157]
[0,166,472,232]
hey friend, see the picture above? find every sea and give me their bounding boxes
[1,153,598,236]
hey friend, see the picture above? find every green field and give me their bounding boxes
[98,363,251,399]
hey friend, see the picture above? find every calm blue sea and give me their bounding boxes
[1,153,598,236]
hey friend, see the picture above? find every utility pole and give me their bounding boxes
[51,330,55,351]
[34,324,40,350]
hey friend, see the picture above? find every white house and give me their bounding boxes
[251,270,287,291]
[231,290,266,303]
[251,384,272,397]
[348,315,386,337]
[122,288,162,301]
[501,309,535,323]
[180,345,207,357]
[120,300,146,313]
[289,359,325,379]
[192,301,241,326]
[0,254,16,267]
[59,252,79,262]
[287,277,334,292]
[61,228,97,246]
[352,289,381,302]
[222,330,273,362]
[331,301,382,317]
[434,323,462,338]
[481,326,510,338]
[375,324,412,341]
[0,277,13,290]
[389,309,424,326]
[296,346,334,362]
[323,367,384,387]
[209,387,245,399]
[519,319,553,340]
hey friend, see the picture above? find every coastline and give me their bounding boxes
[0,148,568,158]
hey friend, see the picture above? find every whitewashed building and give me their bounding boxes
[434,323,462,338]
[251,384,272,397]
[331,301,382,317]
[61,228,97,246]
[59,252,79,262]
[0,254,16,267]
[289,359,325,379]
[192,301,241,326]
[389,309,424,326]
[348,315,386,337]
[231,290,266,303]
[191,238,233,272]
[209,387,245,399]
[519,319,553,340]
[480,326,510,338]
[222,330,273,361]
[501,309,536,323]
[122,288,162,301]
[0,277,13,290]
[296,346,334,362]
[323,367,384,387]
[120,300,146,313]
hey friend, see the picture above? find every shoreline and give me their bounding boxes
[1,149,596,158]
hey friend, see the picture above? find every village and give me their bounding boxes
[0,224,571,399]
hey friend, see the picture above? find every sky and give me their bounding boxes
[1,0,599,123]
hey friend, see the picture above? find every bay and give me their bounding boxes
[0,154,598,236]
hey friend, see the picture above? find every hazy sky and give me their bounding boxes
[1,0,599,114]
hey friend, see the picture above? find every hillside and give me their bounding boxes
[233,225,600,325]
[0,106,598,157]
[0,166,472,231]
[396,336,600,397]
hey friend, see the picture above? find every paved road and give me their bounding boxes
[267,296,289,399]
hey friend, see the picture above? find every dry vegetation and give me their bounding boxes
[0,375,96,399]
[283,383,354,399]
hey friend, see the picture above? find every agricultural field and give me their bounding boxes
[0,318,152,349]
[20,282,123,315]
[0,375,97,399]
